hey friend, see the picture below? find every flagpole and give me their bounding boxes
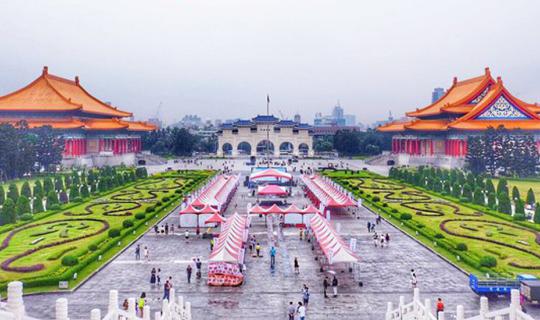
[266,94,270,165]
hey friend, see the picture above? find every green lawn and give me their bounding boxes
[0,170,213,293]
[493,178,540,203]
[325,170,540,277]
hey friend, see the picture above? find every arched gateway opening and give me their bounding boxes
[279,142,294,155]
[256,140,274,155]
[237,142,252,155]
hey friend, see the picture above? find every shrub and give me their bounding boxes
[382,203,388,207]
[400,213,412,220]
[19,213,33,221]
[175,189,182,194]
[108,228,121,238]
[391,208,398,213]
[88,244,98,251]
[162,196,170,202]
[434,233,444,239]
[61,255,78,266]
[71,196,82,203]
[145,206,155,213]
[513,213,526,221]
[135,212,146,220]
[49,204,61,211]
[456,243,468,251]
[480,255,497,268]
[122,219,134,228]
[155,201,162,206]
[372,196,380,202]
[416,223,425,228]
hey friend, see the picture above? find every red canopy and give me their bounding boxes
[205,212,226,224]
[199,204,219,214]
[257,185,288,196]
[250,205,269,214]
[179,204,201,214]
[250,168,292,181]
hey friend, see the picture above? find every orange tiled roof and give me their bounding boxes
[0,117,85,129]
[440,104,475,114]
[377,121,412,132]
[0,67,132,118]
[83,118,128,131]
[406,68,494,118]
[124,120,157,132]
[404,119,449,131]
[449,120,540,131]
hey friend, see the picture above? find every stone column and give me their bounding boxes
[6,281,25,318]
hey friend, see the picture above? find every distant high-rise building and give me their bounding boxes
[147,117,163,129]
[332,103,344,120]
[432,87,445,103]
[344,114,356,126]
[294,113,301,123]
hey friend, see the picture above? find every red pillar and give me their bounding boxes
[463,139,468,156]
[430,140,434,156]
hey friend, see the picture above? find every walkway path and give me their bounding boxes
[23,161,540,319]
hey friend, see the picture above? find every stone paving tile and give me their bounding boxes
[22,164,540,319]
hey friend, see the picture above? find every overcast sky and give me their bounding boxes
[0,0,539,125]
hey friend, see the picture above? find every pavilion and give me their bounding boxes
[0,66,155,167]
[377,68,540,167]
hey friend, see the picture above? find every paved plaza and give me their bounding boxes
[23,159,540,319]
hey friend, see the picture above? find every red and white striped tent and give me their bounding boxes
[248,204,321,226]
[310,213,358,264]
[249,168,292,181]
[257,184,288,196]
[302,174,356,208]
[179,204,219,227]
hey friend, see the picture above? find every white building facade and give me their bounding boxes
[217,115,314,157]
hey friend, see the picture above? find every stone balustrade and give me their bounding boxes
[0,281,191,320]
[386,288,535,320]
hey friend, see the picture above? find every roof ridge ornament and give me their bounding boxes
[453,76,458,84]
[75,76,79,85]
[42,66,48,76]
[497,76,503,84]
[485,67,491,76]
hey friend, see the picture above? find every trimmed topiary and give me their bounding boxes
[61,255,78,266]
[400,213,412,220]
[88,244,98,251]
[145,206,155,213]
[19,213,33,221]
[434,233,444,239]
[108,228,121,238]
[135,212,146,220]
[456,243,468,251]
[480,255,497,268]
[372,196,380,202]
[122,219,134,228]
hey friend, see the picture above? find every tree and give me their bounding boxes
[80,185,90,198]
[487,193,497,209]
[498,193,512,214]
[69,184,80,200]
[33,197,44,213]
[0,185,4,205]
[33,180,44,199]
[54,177,64,192]
[514,199,525,214]
[15,196,31,216]
[451,183,461,198]
[485,179,495,195]
[511,186,521,201]
[473,188,484,205]
[46,190,58,208]
[534,204,540,224]
[333,130,360,156]
[527,188,536,206]
[462,184,473,202]
[31,126,64,172]
[21,181,32,199]
[43,177,54,194]
[7,184,19,202]
[497,179,508,196]
[0,198,16,225]
[135,167,148,179]
[314,136,334,152]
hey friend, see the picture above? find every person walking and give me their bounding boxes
[144,246,149,262]
[138,292,146,317]
[294,257,299,274]
[164,223,169,235]
[163,280,170,300]
[256,243,261,257]
[150,268,156,288]
[157,268,161,287]
[270,246,276,267]
[332,276,338,297]
[287,301,296,320]
[185,230,189,240]
[323,276,329,298]
[436,298,444,319]
[297,302,306,320]
[135,244,141,260]
[367,221,371,233]
[411,269,418,288]
[302,284,310,307]
[186,264,192,283]
[385,233,390,245]
[210,238,215,251]
[196,258,202,279]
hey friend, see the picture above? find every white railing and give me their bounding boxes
[386,288,534,320]
[0,281,192,320]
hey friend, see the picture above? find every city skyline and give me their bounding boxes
[0,1,539,125]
